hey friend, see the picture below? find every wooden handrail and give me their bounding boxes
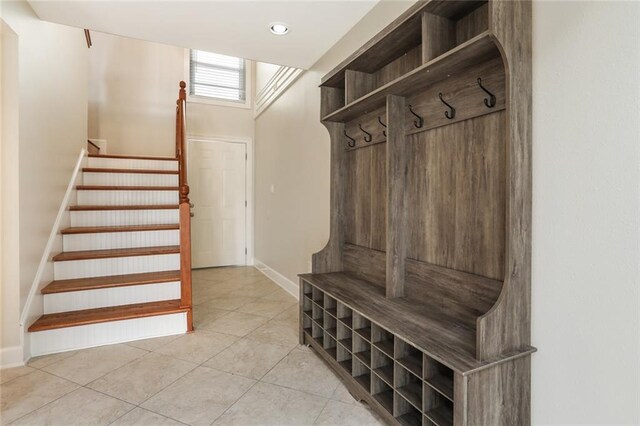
[176,81,193,331]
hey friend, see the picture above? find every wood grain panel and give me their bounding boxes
[345,70,376,103]
[385,94,408,298]
[343,243,385,288]
[406,112,506,280]
[321,87,346,118]
[344,144,386,251]
[476,0,532,361]
[465,356,531,425]
[422,12,456,63]
[455,2,488,44]
[373,45,422,88]
[404,57,505,135]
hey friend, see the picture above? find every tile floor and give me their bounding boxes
[0,266,384,426]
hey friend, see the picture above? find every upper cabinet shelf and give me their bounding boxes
[321,0,488,89]
[322,31,499,123]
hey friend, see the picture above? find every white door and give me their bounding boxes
[189,140,246,268]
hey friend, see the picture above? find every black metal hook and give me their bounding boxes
[359,124,372,143]
[344,130,356,148]
[439,93,456,120]
[378,116,387,137]
[408,105,424,128]
[477,78,496,108]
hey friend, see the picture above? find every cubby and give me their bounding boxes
[301,1,533,424]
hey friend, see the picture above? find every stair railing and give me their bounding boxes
[176,81,193,331]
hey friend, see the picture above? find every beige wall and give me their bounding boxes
[88,32,255,157]
[254,1,414,282]
[1,20,20,356]
[255,0,640,424]
[0,0,89,362]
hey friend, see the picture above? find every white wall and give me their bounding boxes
[88,32,255,157]
[0,0,89,365]
[254,1,415,282]
[531,1,639,424]
[254,0,640,424]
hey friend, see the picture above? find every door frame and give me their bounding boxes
[187,135,254,267]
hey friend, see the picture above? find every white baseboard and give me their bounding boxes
[0,345,25,368]
[253,259,299,300]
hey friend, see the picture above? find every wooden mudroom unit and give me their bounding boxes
[299,0,535,425]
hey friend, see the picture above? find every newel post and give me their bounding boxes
[176,81,193,331]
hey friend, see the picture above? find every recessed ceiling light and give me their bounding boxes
[270,23,289,35]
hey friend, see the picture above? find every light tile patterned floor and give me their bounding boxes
[0,267,384,425]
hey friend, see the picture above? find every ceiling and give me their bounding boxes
[28,1,379,69]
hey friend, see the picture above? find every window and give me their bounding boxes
[189,50,246,102]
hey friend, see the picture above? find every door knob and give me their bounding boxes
[190,212,194,218]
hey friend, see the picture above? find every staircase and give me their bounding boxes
[28,83,193,355]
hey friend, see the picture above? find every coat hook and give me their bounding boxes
[359,124,372,143]
[477,78,496,108]
[344,130,356,148]
[438,93,456,119]
[408,105,424,128]
[378,116,387,137]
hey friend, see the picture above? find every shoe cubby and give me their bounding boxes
[311,319,323,347]
[337,320,352,350]
[423,354,454,402]
[353,332,371,368]
[372,373,394,415]
[395,364,423,411]
[311,287,324,305]
[423,388,453,426]
[372,323,395,358]
[337,343,352,374]
[311,299,323,321]
[395,338,423,378]
[324,332,337,360]
[338,302,353,328]
[302,294,313,318]
[372,346,394,387]
[395,395,422,426]
[353,356,371,392]
[302,309,312,336]
[353,312,372,341]
[324,294,337,318]
[302,281,312,297]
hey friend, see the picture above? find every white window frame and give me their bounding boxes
[183,49,253,110]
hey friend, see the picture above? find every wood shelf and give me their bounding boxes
[322,32,499,123]
[373,365,394,387]
[426,374,454,402]
[425,404,453,426]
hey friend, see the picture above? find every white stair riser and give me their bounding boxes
[43,281,181,314]
[77,190,178,206]
[87,157,178,171]
[54,253,180,280]
[63,230,179,251]
[83,172,178,186]
[30,313,187,356]
[70,210,179,227]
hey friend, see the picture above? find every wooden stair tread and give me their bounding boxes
[77,185,178,191]
[70,204,179,211]
[88,154,178,161]
[53,245,180,261]
[61,224,179,234]
[28,300,187,332]
[83,167,179,175]
[42,270,181,294]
